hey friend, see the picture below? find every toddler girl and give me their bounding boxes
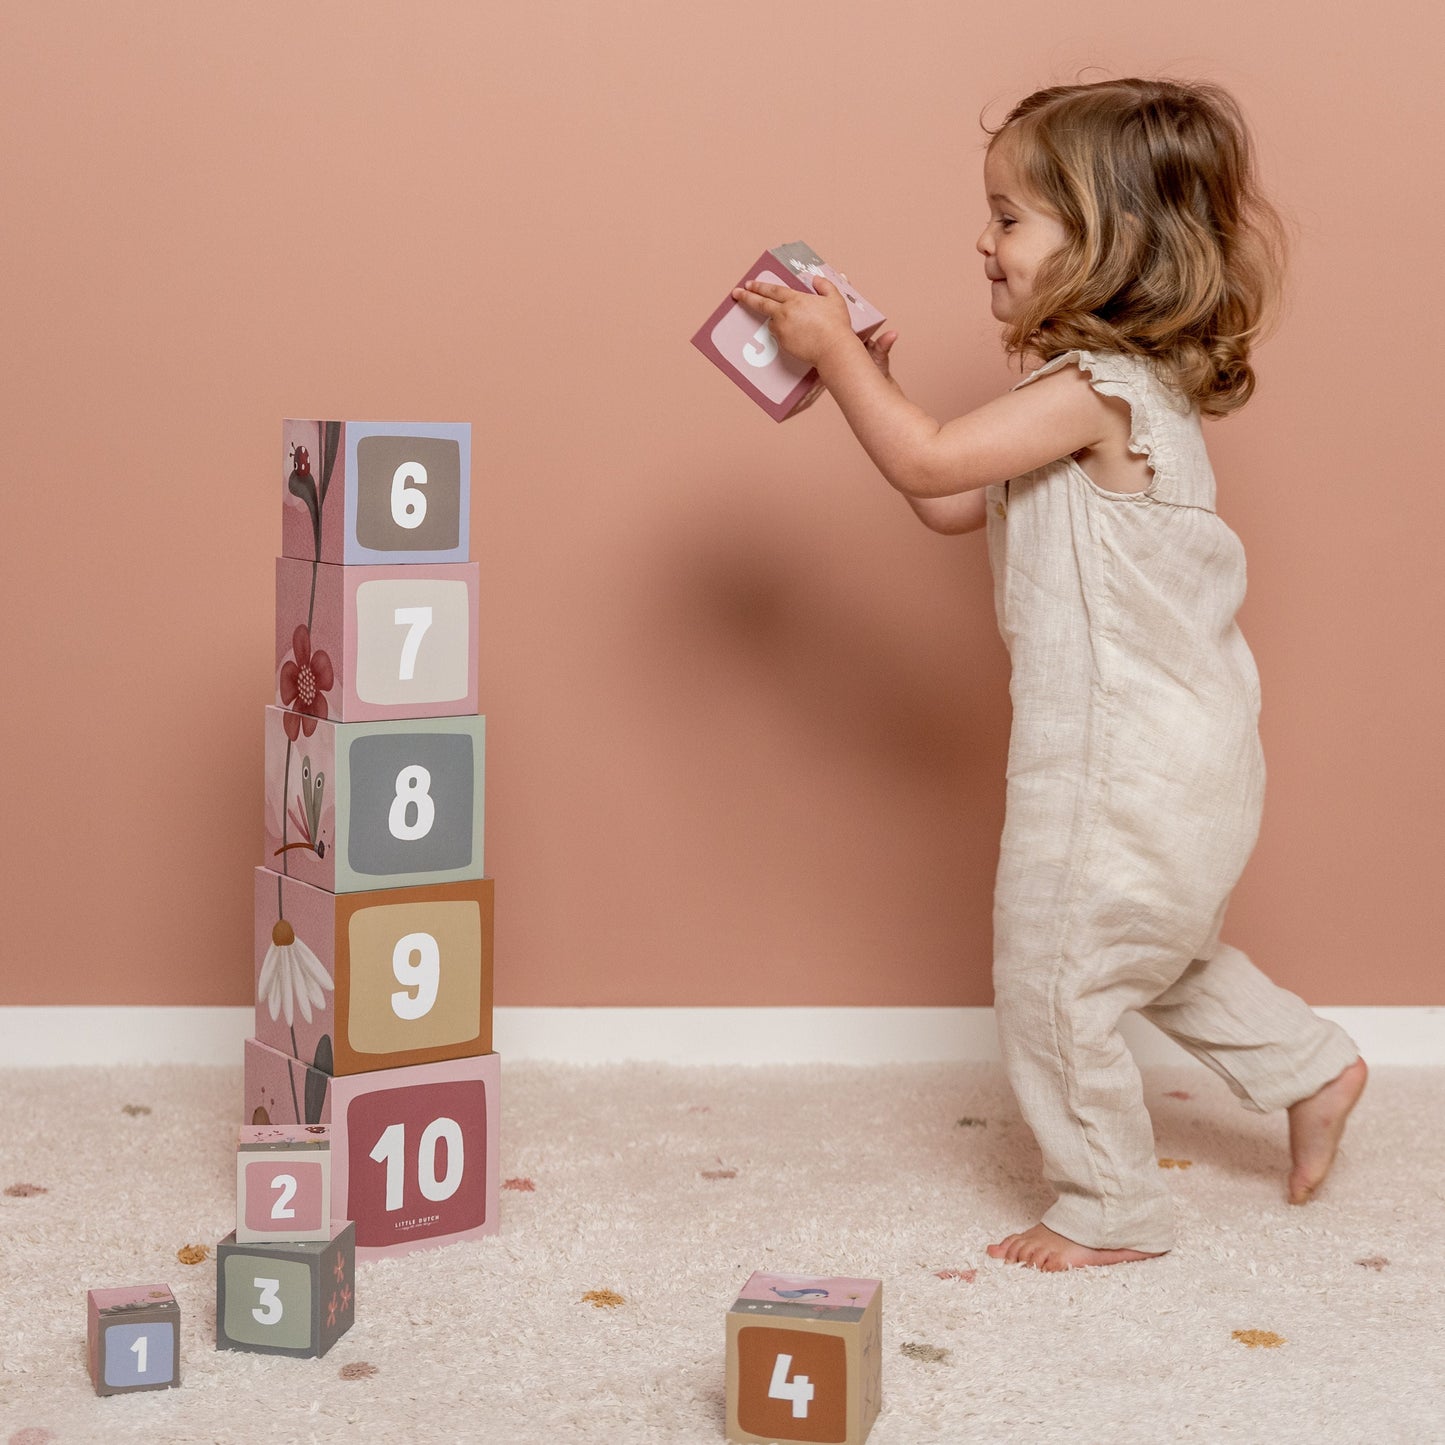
[731,76,1367,1271]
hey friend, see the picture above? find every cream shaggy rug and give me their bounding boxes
[1,1060,1442,1445]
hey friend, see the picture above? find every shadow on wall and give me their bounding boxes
[645,498,1007,801]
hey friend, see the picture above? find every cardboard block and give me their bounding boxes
[691,243,885,421]
[87,1284,180,1395]
[215,1219,355,1357]
[276,558,479,723]
[283,420,471,565]
[263,706,485,893]
[236,1123,333,1243]
[254,867,494,1077]
[726,1272,883,1445]
[244,1040,500,1260]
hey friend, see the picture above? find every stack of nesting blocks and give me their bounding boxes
[244,421,499,1263]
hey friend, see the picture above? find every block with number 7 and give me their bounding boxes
[726,1272,883,1445]
[216,1220,356,1357]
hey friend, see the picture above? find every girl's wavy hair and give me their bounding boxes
[983,76,1291,415]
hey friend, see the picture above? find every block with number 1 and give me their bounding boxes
[726,1272,883,1445]
[87,1285,181,1396]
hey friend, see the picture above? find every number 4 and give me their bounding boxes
[769,1353,814,1418]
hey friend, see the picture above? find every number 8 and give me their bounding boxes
[388,765,435,840]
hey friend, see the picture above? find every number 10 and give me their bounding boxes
[368,1118,464,1211]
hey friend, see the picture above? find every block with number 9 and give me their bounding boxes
[691,243,886,422]
[215,1219,356,1357]
[236,1123,332,1243]
[283,420,471,566]
[264,707,485,894]
[726,1272,883,1445]
[276,558,479,723]
[245,1040,500,1260]
[254,868,494,1076]
[87,1284,180,1396]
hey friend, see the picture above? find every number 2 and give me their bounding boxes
[769,1353,814,1419]
[252,1277,283,1326]
[393,606,433,681]
[269,1172,297,1220]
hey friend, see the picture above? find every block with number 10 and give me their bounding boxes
[726,1272,883,1445]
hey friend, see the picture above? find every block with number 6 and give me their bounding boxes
[264,706,485,893]
[276,558,479,723]
[236,1123,332,1243]
[726,1272,883,1445]
[283,419,471,566]
[216,1219,356,1357]
[87,1284,181,1396]
[245,1039,499,1260]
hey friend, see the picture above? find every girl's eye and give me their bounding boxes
[999,218,1016,230]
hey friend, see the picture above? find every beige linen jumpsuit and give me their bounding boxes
[983,348,1360,1254]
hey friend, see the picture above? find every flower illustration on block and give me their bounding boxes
[259,919,334,1026]
[279,624,334,739]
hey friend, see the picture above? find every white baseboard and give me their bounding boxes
[0,1005,1437,1067]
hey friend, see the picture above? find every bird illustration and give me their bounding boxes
[275,754,326,858]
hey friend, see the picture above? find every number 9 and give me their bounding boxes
[391,932,440,1020]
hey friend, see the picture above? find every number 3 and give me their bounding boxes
[252,1277,283,1326]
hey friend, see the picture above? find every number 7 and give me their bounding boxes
[394,606,434,681]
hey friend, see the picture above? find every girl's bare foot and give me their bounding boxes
[1286,1055,1368,1204]
[986,1222,1167,1271]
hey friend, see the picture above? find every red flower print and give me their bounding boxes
[328,1293,338,1327]
[341,1284,352,1310]
[334,1253,346,1283]
[279,624,334,739]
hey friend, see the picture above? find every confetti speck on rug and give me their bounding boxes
[503,1177,536,1192]
[120,1103,151,1116]
[338,1361,379,1380]
[3,1182,47,1198]
[176,1243,210,1264]
[1158,1157,1194,1169]
[1356,1255,1389,1270]
[934,1269,977,1282]
[901,1342,951,1364]
[1232,1329,1286,1348]
[582,1289,625,1309]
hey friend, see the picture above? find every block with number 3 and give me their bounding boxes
[276,558,479,723]
[87,1285,181,1396]
[692,243,886,421]
[216,1219,356,1357]
[236,1123,332,1243]
[726,1272,883,1445]
[283,420,471,566]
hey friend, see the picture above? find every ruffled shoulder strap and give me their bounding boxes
[1010,348,1200,505]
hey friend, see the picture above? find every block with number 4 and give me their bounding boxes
[726,1272,883,1445]
[254,867,494,1077]
[692,243,886,421]
[264,706,485,893]
[216,1219,356,1357]
[236,1123,332,1243]
[87,1284,180,1396]
[283,419,471,566]
[245,1039,500,1260]
[276,558,479,723]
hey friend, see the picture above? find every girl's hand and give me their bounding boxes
[730,274,857,368]
[791,325,900,414]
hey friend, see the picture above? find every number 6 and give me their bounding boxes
[391,461,428,528]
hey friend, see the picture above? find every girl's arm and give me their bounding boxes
[733,276,1109,500]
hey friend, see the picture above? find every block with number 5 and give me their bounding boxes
[87,1284,181,1396]
[276,558,479,723]
[236,1123,332,1243]
[245,1040,500,1260]
[264,706,485,894]
[726,1272,883,1445]
[691,243,886,421]
[216,1219,356,1357]
[254,868,494,1077]
[283,419,471,566]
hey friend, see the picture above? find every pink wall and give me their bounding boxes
[2,4,1440,1007]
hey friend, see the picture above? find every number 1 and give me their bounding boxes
[130,1334,148,1373]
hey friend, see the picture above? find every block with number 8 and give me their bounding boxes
[276,558,479,724]
[236,1123,332,1243]
[87,1284,181,1396]
[726,1272,883,1445]
[254,868,494,1077]
[283,420,471,566]
[264,706,485,893]
[216,1219,356,1357]
[245,1040,499,1260]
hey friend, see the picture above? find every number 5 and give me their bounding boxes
[393,606,433,680]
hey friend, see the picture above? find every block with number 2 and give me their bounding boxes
[236,1123,332,1243]
[726,1272,883,1445]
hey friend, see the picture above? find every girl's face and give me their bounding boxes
[977,136,1070,324]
